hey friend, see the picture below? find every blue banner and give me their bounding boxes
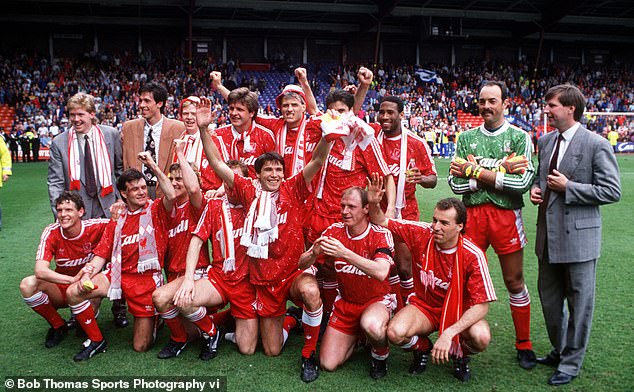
[616,142,634,153]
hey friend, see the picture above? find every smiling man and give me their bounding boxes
[367,175,496,382]
[122,82,184,198]
[20,192,109,349]
[65,156,175,361]
[48,92,122,220]
[448,80,536,369]
[300,186,395,380]
[209,87,276,180]
[193,96,331,382]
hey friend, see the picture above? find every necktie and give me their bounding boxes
[84,135,98,197]
[144,127,156,183]
[538,134,564,218]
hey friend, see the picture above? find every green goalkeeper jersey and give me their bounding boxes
[448,121,534,210]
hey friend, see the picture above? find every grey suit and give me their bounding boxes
[48,125,123,219]
[533,125,621,376]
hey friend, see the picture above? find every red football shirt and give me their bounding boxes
[164,200,209,275]
[318,222,394,304]
[94,199,168,273]
[312,119,392,220]
[213,122,276,179]
[228,173,310,285]
[387,219,496,313]
[37,219,110,276]
[192,197,248,282]
[256,114,322,178]
[372,124,437,220]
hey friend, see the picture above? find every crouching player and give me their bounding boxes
[300,187,395,379]
[151,139,209,359]
[368,174,496,382]
[65,155,174,361]
[20,192,108,348]
[171,160,258,358]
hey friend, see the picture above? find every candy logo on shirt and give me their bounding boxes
[121,234,140,247]
[56,255,94,268]
[419,268,449,291]
[168,219,189,238]
[334,260,367,277]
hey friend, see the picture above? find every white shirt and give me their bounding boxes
[551,122,580,169]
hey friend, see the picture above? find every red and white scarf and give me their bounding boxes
[231,123,255,159]
[219,197,236,272]
[108,203,161,300]
[377,130,408,219]
[240,190,279,259]
[316,112,374,199]
[425,235,466,358]
[68,125,113,196]
[276,117,307,177]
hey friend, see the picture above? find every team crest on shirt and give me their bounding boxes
[202,159,209,169]
[58,248,66,257]
[503,140,512,153]
[470,143,477,150]
[82,242,92,253]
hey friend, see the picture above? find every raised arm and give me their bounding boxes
[173,235,204,307]
[353,67,373,115]
[295,67,319,115]
[383,174,396,218]
[302,136,331,185]
[138,151,175,212]
[210,71,230,102]
[173,138,203,209]
[197,96,236,188]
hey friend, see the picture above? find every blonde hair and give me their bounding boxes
[67,93,97,124]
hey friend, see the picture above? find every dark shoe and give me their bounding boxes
[517,349,537,370]
[157,339,188,359]
[300,352,319,383]
[199,332,220,361]
[45,325,68,348]
[73,339,107,362]
[537,351,560,367]
[66,316,78,330]
[113,312,129,328]
[370,357,388,379]
[286,306,304,333]
[453,356,471,382]
[408,349,431,375]
[548,370,576,386]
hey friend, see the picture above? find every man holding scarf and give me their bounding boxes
[65,156,175,361]
[368,175,496,382]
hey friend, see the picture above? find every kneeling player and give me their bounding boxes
[172,160,258,358]
[66,157,174,361]
[152,139,209,359]
[300,187,395,379]
[20,192,108,348]
[369,175,496,382]
[196,96,331,382]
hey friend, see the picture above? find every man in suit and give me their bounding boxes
[530,84,621,386]
[48,92,122,220]
[122,82,184,199]
[47,92,128,328]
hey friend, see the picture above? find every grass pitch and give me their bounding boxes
[1,156,633,391]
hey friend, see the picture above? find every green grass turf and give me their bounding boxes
[1,157,633,391]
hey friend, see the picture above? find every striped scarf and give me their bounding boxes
[276,117,307,177]
[240,190,278,259]
[108,203,160,300]
[68,125,113,197]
